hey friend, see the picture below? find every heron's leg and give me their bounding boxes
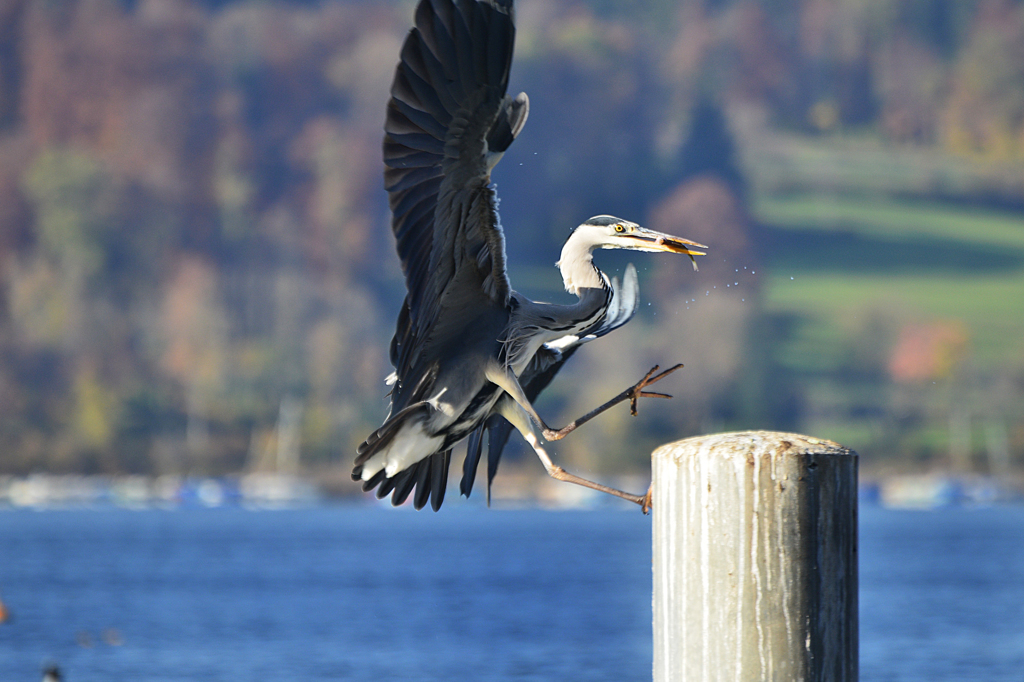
[541,364,683,441]
[496,398,651,513]
[485,363,682,442]
[484,364,553,432]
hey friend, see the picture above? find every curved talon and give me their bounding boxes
[627,363,683,416]
[641,486,653,514]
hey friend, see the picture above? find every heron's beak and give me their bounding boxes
[620,227,708,269]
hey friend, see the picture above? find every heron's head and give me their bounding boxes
[571,215,707,268]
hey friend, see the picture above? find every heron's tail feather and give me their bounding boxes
[354,402,430,466]
[355,451,452,512]
[355,451,451,512]
[353,405,452,511]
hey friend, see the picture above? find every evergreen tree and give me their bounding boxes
[676,98,747,201]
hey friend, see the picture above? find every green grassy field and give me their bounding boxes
[756,195,1024,249]
[754,194,1024,369]
[748,189,1024,463]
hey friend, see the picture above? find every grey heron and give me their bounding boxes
[353,0,707,511]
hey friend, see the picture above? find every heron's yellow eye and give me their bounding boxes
[614,224,625,233]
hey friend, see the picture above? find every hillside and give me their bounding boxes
[1,0,1022,480]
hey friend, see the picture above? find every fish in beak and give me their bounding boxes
[617,227,708,270]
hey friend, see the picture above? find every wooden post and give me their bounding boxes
[652,431,858,681]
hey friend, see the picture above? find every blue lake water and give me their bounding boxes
[1,504,1022,681]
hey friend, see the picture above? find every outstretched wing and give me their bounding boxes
[384,0,529,405]
[460,266,641,501]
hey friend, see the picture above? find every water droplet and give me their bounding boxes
[734,282,738,285]
[790,277,794,280]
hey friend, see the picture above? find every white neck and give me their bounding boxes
[557,230,605,295]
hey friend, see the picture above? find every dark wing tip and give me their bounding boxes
[411,459,433,509]
[429,450,451,511]
[461,427,485,497]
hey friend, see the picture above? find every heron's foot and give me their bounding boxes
[627,363,683,416]
[538,363,684,441]
[640,485,652,515]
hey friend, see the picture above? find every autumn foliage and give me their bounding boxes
[1,0,1022,476]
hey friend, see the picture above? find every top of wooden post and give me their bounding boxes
[653,430,855,465]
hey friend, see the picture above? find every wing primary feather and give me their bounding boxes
[430,450,451,511]
[451,1,479,96]
[419,23,463,113]
[428,10,462,88]
[414,0,436,37]
[386,132,444,155]
[486,7,512,86]
[384,109,432,137]
[391,465,420,506]
[394,48,451,120]
[390,178,441,223]
[385,165,442,194]
[384,146,440,169]
[360,469,387,493]
[413,458,433,510]
[425,0,458,70]
[376,472,399,499]
[394,203,435,242]
[392,98,448,139]
[461,427,484,497]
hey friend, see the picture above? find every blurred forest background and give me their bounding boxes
[1,0,1023,491]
